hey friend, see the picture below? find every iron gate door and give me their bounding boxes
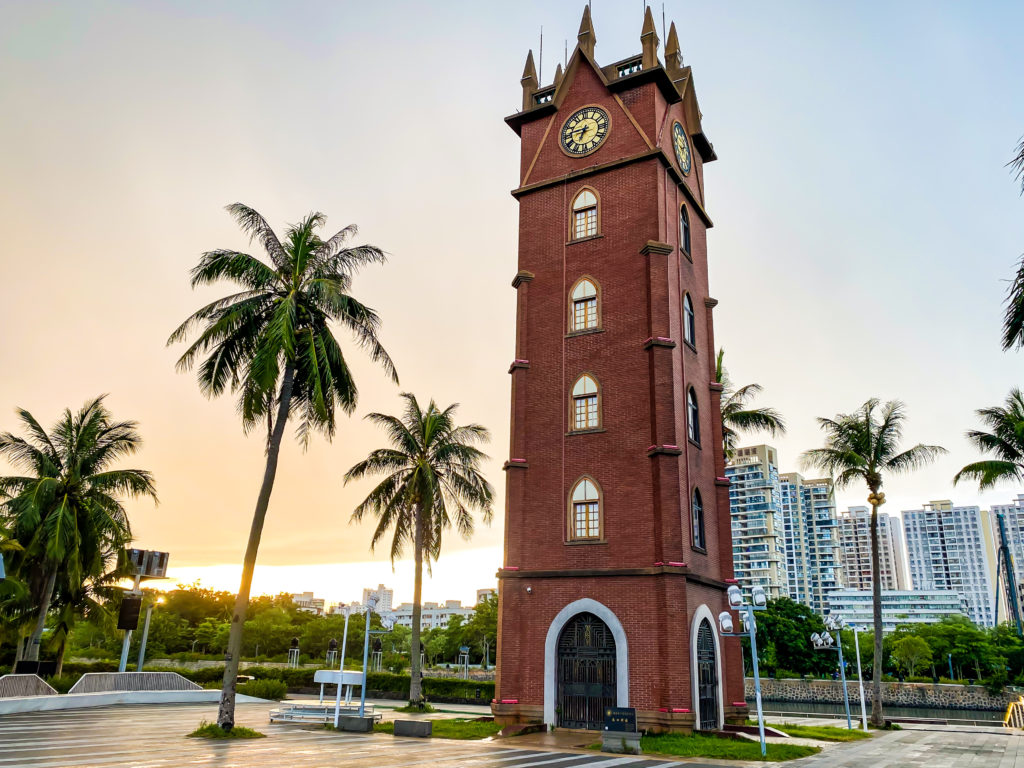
[557,612,616,729]
[697,618,719,730]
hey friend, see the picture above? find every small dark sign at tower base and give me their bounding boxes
[602,707,640,754]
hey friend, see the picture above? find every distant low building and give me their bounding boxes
[826,588,969,633]
[393,600,475,630]
[476,588,497,604]
[291,592,325,615]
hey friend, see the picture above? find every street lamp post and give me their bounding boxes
[136,597,165,671]
[848,623,868,731]
[811,615,852,730]
[358,595,378,719]
[719,584,768,758]
[339,606,351,670]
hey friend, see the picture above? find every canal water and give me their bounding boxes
[748,698,1004,725]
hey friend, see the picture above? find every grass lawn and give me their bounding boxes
[373,718,503,740]
[394,702,438,713]
[767,723,872,742]
[187,722,266,739]
[641,732,820,762]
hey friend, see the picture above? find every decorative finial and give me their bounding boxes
[641,5,659,70]
[553,62,564,89]
[521,49,538,111]
[665,21,683,73]
[577,4,596,58]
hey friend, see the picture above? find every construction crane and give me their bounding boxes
[994,511,1023,636]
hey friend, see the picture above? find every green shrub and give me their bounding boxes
[45,675,80,694]
[773,669,801,680]
[188,721,265,739]
[906,676,932,683]
[238,679,287,700]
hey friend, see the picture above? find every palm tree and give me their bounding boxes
[168,204,397,729]
[0,396,157,662]
[715,348,786,458]
[1003,137,1024,350]
[954,388,1024,489]
[801,399,945,726]
[345,393,493,705]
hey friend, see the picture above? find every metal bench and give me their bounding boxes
[269,703,381,724]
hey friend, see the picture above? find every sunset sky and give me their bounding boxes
[1,1,1022,607]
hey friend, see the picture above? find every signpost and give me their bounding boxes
[603,706,637,732]
[601,706,640,754]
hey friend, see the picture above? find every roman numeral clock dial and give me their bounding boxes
[560,106,610,157]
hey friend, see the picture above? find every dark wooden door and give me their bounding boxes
[557,612,616,729]
[697,618,719,730]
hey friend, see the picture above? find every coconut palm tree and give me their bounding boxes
[0,396,157,662]
[954,388,1024,489]
[168,204,397,729]
[345,394,493,705]
[1003,138,1024,351]
[801,399,945,726]
[715,348,786,458]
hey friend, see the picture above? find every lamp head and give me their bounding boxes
[718,611,734,635]
[381,613,395,631]
[366,594,379,611]
[821,631,833,647]
[727,585,743,608]
[751,585,767,608]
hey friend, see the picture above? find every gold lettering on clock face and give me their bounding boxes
[561,106,610,156]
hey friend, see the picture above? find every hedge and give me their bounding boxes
[30,662,495,703]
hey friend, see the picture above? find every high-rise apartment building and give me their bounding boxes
[990,494,1024,601]
[780,473,843,614]
[725,445,786,598]
[837,506,908,592]
[362,584,394,613]
[903,500,998,627]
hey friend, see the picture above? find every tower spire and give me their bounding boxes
[641,5,659,70]
[664,21,683,74]
[577,4,596,59]
[553,62,564,89]
[521,49,538,111]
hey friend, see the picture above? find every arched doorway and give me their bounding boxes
[557,612,616,729]
[696,618,719,731]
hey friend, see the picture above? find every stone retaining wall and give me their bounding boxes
[745,677,1017,711]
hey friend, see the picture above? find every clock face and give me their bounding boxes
[560,106,610,157]
[672,121,692,175]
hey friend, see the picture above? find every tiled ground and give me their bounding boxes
[2,702,1024,767]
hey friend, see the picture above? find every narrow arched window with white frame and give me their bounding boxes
[569,476,602,541]
[687,386,701,446]
[571,373,601,431]
[692,487,706,550]
[683,293,696,347]
[571,188,599,240]
[679,204,691,256]
[569,277,600,332]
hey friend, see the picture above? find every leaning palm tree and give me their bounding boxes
[169,204,397,729]
[0,396,156,662]
[1003,137,1024,350]
[954,388,1024,489]
[345,394,493,705]
[801,399,945,726]
[716,348,786,458]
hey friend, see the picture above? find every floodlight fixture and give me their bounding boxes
[718,611,734,635]
[380,613,396,631]
[810,632,821,643]
[727,585,743,608]
[751,585,767,608]
[365,594,379,611]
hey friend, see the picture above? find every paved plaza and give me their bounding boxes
[1,702,1024,767]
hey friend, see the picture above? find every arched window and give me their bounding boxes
[569,277,599,331]
[679,205,691,256]
[683,293,696,347]
[569,477,601,540]
[571,373,600,431]
[571,188,599,240]
[687,387,700,445]
[692,488,705,550]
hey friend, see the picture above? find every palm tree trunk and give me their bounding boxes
[409,503,424,704]
[217,365,295,729]
[869,499,885,726]
[55,637,66,676]
[24,567,57,663]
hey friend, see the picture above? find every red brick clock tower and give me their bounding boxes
[493,7,746,732]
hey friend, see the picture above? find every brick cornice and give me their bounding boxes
[508,359,530,374]
[647,444,683,457]
[511,270,535,288]
[704,297,719,309]
[709,382,724,392]
[503,459,529,471]
[497,566,730,591]
[640,240,673,257]
[643,336,676,350]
